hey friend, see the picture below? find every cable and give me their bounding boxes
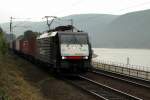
[66,1,150,23]
[53,0,85,15]
[118,0,150,11]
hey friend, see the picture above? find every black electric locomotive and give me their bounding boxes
[36,26,92,73]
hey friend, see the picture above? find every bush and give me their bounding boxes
[0,28,8,56]
[0,88,9,100]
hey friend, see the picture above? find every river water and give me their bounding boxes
[93,48,150,68]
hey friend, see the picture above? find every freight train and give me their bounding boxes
[10,25,93,74]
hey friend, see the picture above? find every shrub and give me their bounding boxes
[0,27,8,56]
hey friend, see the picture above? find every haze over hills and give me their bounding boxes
[1,14,118,47]
[1,9,150,48]
[102,9,150,48]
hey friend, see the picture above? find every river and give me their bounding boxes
[93,48,150,67]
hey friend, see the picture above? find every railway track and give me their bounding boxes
[93,69,150,89]
[65,75,142,100]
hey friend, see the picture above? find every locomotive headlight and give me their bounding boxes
[84,56,88,59]
[62,56,66,59]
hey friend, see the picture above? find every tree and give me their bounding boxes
[24,30,33,38]
[0,27,8,55]
[24,30,38,39]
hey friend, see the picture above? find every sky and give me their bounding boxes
[1,0,150,23]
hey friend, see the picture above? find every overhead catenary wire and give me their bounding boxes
[9,17,41,39]
[9,0,150,37]
[53,0,85,15]
[42,16,58,31]
[118,0,150,12]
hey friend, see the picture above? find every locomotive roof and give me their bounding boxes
[37,32,57,39]
[37,31,88,39]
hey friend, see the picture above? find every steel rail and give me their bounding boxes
[65,75,142,100]
[64,77,108,100]
[79,75,142,100]
[93,69,150,89]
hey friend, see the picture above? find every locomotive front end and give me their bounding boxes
[59,32,92,72]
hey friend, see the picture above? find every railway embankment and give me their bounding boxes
[0,54,47,100]
[0,53,97,100]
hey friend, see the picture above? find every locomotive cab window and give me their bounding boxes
[60,34,88,44]
[59,33,90,57]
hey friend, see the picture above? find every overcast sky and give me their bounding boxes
[1,0,150,23]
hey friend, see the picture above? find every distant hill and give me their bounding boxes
[1,21,47,36]
[63,14,118,47]
[1,14,118,47]
[0,14,118,46]
[1,10,150,48]
[102,9,150,48]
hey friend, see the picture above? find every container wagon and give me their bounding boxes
[21,33,37,61]
[11,25,93,74]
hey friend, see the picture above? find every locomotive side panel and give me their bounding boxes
[36,36,57,65]
[49,36,58,65]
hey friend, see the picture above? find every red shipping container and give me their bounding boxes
[20,34,37,57]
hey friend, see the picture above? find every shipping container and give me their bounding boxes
[9,42,13,49]
[12,40,16,51]
[21,33,37,57]
[15,36,24,52]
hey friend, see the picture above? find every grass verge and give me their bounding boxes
[0,53,47,100]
